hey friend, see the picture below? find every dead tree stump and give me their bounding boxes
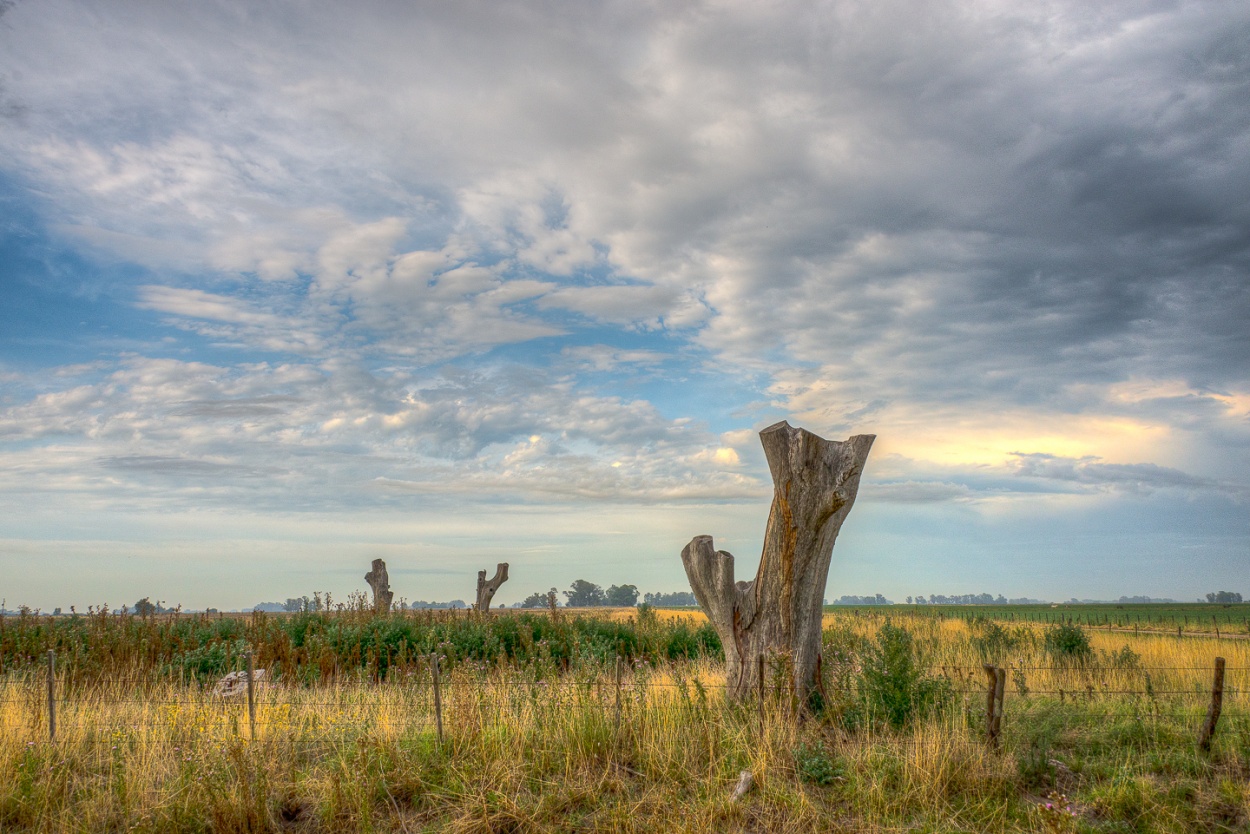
[364,559,394,614]
[681,421,874,705]
[475,563,509,613]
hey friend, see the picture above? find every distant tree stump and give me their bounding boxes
[365,559,394,614]
[475,563,509,613]
[681,421,874,705]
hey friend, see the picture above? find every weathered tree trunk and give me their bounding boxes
[681,421,874,705]
[364,559,394,614]
[475,563,509,613]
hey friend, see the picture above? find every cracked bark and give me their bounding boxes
[681,421,874,704]
[475,563,509,613]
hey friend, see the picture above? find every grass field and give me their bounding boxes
[1,606,1247,832]
[827,603,1250,636]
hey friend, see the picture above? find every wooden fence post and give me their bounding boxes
[993,666,1006,743]
[46,650,56,742]
[245,650,256,741]
[1213,616,1220,639]
[431,652,445,745]
[982,664,995,745]
[983,664,1005,748]
[1198,657,1225,752]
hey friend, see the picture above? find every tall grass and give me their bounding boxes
[1,608,1246,832]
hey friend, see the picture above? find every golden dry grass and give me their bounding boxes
[1,609,1247,832]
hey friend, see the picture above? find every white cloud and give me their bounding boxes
[0,355,766,512]
[1,0,1248,604]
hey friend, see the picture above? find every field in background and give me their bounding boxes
[828,603,1250,636]
[2,605,1248,832]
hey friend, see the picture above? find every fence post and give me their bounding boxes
[982,664,1004,748]
[46,650,56,742]
[982,664,996,746]
[246,650,256,741]
[431,652,444,745]
[1198,657,1225,752]
[993,666,1006,743]
[1213,616,1220,639]
[614,654,622,736]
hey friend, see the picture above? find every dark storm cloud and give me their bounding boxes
[687,1,1250,414]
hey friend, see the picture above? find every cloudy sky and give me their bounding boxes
[1,0,1247,611]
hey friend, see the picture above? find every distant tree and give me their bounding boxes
[906,596,913,605]
[520,588,556,609]
[564,580,606,607]
[132,597,157,617]
[284,597,309,612]
[605,584,639,607]
[832,594,892,605]
[642,591,697,606]
[912,592,1009,605]
[1206,591,1243,604]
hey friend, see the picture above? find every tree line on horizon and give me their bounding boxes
[248,582,700,613]
[9,587,1245,617]
[516,581,697,608]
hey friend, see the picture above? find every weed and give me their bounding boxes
[1034,791,1079,833]
[1044,623,1092,662]
[792,742,843,785]
[859,620,951,730]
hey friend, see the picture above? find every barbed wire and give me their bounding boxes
[5,669,1246,688]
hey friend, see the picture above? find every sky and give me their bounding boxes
[0,0,1247,611]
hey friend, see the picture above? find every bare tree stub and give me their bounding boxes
[682,421,874,703]
[475,563,509,612]
[364,559,394,614]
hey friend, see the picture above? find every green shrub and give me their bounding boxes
[171,638,251,680]
[1104,644,1140,669]
[969,618,1027,661]
[792,742,843,785]
[860,620,950,729]
[1043,623,1091,662]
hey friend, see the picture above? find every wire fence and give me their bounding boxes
[2,651,1242,758]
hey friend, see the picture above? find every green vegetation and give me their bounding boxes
[856,619,951,729]
[829,602,1250,635]
[1044,622,1093,662]
[0,606,1246,832]
[0,606,721,685]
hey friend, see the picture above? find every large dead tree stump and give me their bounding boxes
[475,563,509,613]
[681,421,874,704]
[364,559,394,614]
